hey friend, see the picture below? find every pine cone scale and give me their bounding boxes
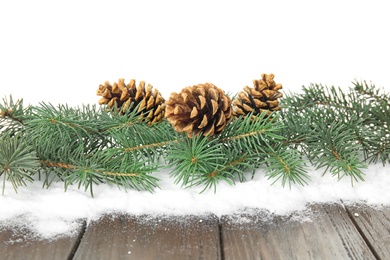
[221,96,230,111]
[102,89,112,99]
[198,95,207,109]
[203,123,214,136]
[198,114,208,128]
[118,78,126,91]
[98,97,109,105]
[190,107,199,118]
[211,100,219,115]
[207,88,218,101]
[120,88,129,101]
[216,111,225,126]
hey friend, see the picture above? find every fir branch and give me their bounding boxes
[41,153,160,196]
[96,103,161,133]
[167,134,227,188]
[41,160,74,169]
[354,80,390,107]
[24,103,110,165]
[0,108,24,125]
[28,102,102,137]
[123,139,176,152]
[281,82,390,167]
[105,120,177,163]
[0,96,29,135]
[99,152,160,192]
[219,112,285,154]
[221,129,267,142]
[359,125,390,165]
[196,151,253,193]
[263,146,309,187]
[282,84,368,121]
[1,80,389,195]
[0,96,26,124]
[218,113,309,187]
[0,133,40,195]
[305,117,366,183]
[41,160,139,177]
[207,155,247,179]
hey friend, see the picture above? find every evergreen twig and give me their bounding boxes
[0,80,388,195]
[0,134,39,195]
[280,81,389,182]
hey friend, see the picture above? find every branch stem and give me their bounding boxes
[123,139,178,152]
[220,129,266,143]
[208,156,246,178]
[1,170,5,196]
[1,109,24,125]
[41,160,139,177]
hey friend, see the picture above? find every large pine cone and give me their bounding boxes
[97,79,165,124]
[165,83,232,138]
[233,73,283,118]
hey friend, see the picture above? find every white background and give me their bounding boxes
[1,0,389,106]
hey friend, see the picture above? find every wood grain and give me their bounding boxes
[220,204,375,260]
[345,204,390,259]
[0,220,85,260]
[73,214,221,260]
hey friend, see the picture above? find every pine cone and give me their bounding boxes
[165,83,232,138]
[97,79,165,124]
[233,73,283,118]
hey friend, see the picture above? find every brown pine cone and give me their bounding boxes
[97,78,165,124]
[233,73,283,119]
[165,83,232,138]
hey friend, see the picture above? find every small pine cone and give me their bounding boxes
[165,83,232,138]
[97,79,166,124]
[233,73,283,119]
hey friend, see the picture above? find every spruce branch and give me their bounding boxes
[28,102,103,137]
[167,113,309,191]
[218,113,310,187]
[354,80,390,107]
[167,134,226,189]
[167,133,256,192]
[1,79,388,195]
[0,96,29,135]
[279,82,389,182]
[99,153,160,192]
[263,146,309,187]
[0,133,40,195]
[106,119,176,161]
[16,101,164,195]
[40,151,160,196]
[195,151,253,193]
[305,118,366,183]
[219,112,285,153]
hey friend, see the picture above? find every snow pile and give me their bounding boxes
[1,164,389,239]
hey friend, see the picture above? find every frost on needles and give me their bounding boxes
[0,80,389,196]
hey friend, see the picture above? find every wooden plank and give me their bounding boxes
[220,204,375,260]
[73,214,221,260]
[0,220,86,260]
[345,204,390,259]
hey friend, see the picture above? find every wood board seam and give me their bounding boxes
[343,204,381,260]
[218,220,225,260]
[67,219,88,260]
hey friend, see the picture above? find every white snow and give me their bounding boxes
[1,164,389,239]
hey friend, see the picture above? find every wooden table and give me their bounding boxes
[1,203,389,260]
